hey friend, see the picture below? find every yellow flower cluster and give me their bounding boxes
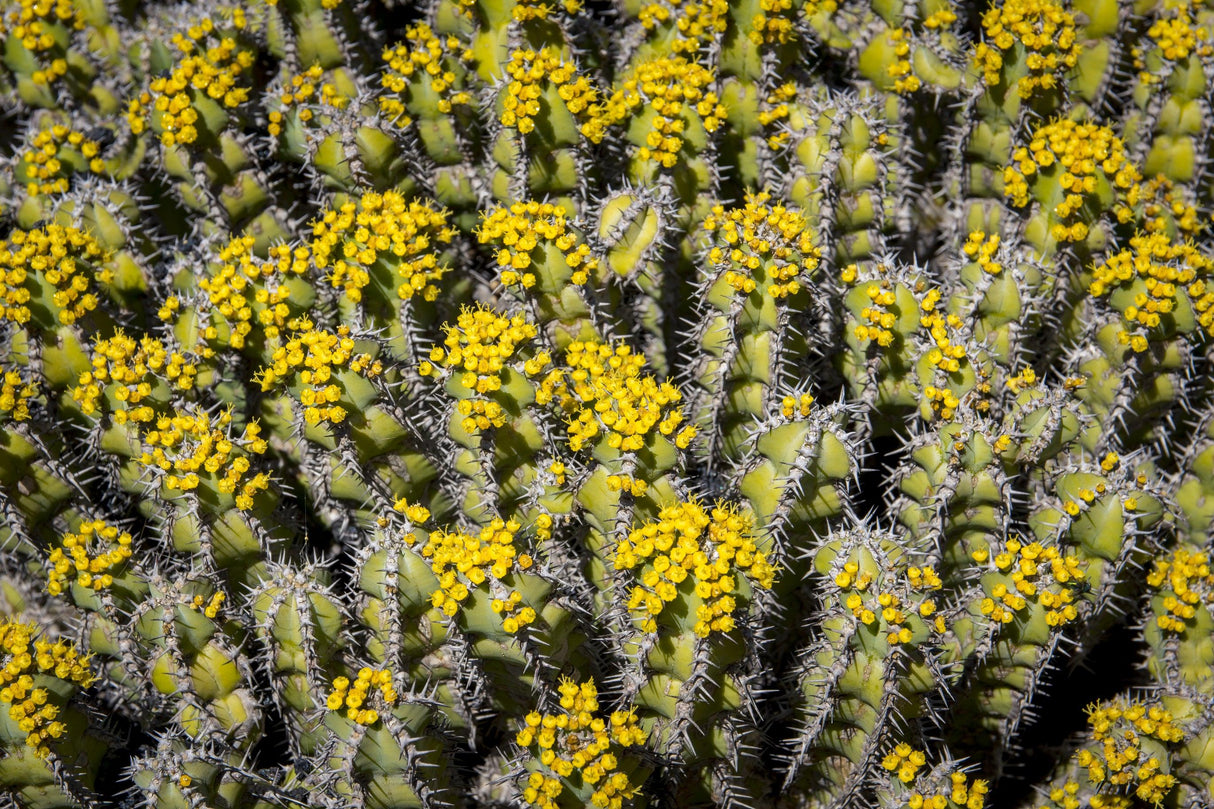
[923,8,957,29]
[138,408,270,510]
[637,0,728,54]
[1003,119,1141,242]
[919,288,966,373]
[20,125,105,196]
[267,64,348,137]
[310,191,454,304]
[1146,6,1209,64]
[882,743,926,784]
[282,64,346,110]
[911,773,988,809]
[560,340,696,453]
[422,306,540,395]
[378,24,473,127]
[516,0,583,21]
[256,326,381,426]
[615,501,774,637]
[0,366,37,422]
[921,385,961,421]
[834,561,944,644]
[1039,781,1082,809]
[516,678,647,809]
[749,0,796,44]
[455,0,583,22]
[600,57,726,168]
[136,18,255,147]
[0,224,111,326]
[962,232,1003,275]
[125,91,151,136]
[883,746,989,807]
[917,288,968,419]
[325,668,398,726]
[971,539,1086,627]
[973,0,1080,98]
[702,193,820,298]
[1005,366,1038,395]
[781,394,815,419]
[190,590,226,619]
[72,332,197,425]
[479,200,598,289]
[887,28,920,94]
[0,621,94,757]
[156,295,179,324]
[926,774,988,809]
[1089,232,1214,352]
[454,396,509,433]
[1138,176,1203,236]
[1076,700,1183,805]
[605,474,648,496]
[421,517,536,631]
[198,234,310,350]
[906,565,943,591]
[1006,364,1088,398]
[1037,781,1137,809]
[0,0,83,86]
[489,589,538,634]
[393,497,431,526]
[1146,547,1213,634]
[46,520,133,597]
[534,512,556,541]
[501,48,606,142]
[852,277,898,347]
[757,83,798,149]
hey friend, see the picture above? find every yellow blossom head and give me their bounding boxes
[615,501,773,637]
[702,192,820,299]
[600,56,726,169]
[0,621,94,758]
[559,340,696,454]
[310,191,454,305]
[479,199,599,289]
[516,678,647,809]
[0,224,111,327]
[974,0,1081,99]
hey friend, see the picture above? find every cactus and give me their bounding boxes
[5,0,1214,807]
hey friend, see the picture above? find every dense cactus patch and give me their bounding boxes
[2,0,1214,808]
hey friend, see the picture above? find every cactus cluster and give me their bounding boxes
[2,0,1214,807]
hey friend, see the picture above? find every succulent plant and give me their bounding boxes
[2,0,1214,808]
